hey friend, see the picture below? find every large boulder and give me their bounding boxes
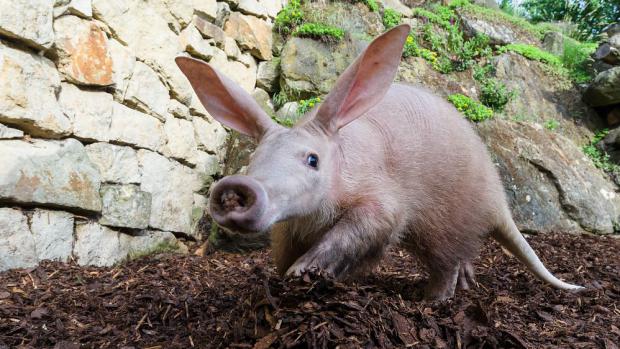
[0,0,54,50]
[491,53,601,143]
[278,1,383,97]
[0,43,70,138]
[583,66,620,107]
[457,7,537,46]
[478,119,620,234]
[280,37,365,97]
[459,12,518,45]
[0,138,102,213]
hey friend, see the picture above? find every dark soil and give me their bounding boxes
[1,233,618,349]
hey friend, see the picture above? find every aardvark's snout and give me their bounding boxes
[209,175,268,233]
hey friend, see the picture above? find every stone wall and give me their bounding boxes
[0,0,281,270]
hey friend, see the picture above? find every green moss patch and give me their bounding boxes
[293,22,345,41]
[447,94,494,122]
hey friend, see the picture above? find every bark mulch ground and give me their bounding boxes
[0,233,618,349]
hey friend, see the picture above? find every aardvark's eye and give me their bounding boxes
[306,153,319,168]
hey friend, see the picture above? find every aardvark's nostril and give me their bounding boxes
[209,175,267,232]
[222,190,245,211]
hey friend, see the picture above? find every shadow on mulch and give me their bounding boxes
[0,233,618,349]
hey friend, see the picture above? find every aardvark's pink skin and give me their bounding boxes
[176,25,583,300]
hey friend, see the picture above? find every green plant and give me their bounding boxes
[561,38,597,83]
[447,94,494,122]
[364,0,379,12]
[412,8,452,29]
[293,22,345,41]
[473,63,495,81]
[479,78,515,112]
[297,96,322,115]
[274,0,304,34]
[582,129,620,174]
[383,8,402,29]
[544,119,560,131]
[448,0,471,8]
[500,43,563,67]
[273,116,295,127]
[272,90,290,109]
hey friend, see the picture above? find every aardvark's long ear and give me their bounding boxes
[313,24,410,134]
[176,57,278,139]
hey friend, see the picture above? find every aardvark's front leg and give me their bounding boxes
[286,203,402,279]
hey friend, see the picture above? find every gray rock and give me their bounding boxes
[54,0,92,18]
[109,102,166,152]
[31,209,74,262]
[73,222,126,266]
[108,39,136,101]
[193,16,225,46]
[257,59,280,93]
[542,31,565,56]
[379,0,412,17]
[258,0,283,18]
[192,116,228,154]
[124,62,170,121]
[209,47,257,93]
[168,99,192,120]
[471,0,499,9]
[275,102,300,125]
[252,88,275,117]
[583,66,620,107]
[601,126,620,164]
[58,83,113,142]
[138,150,202,236]
[121,230,187,259]
[74,223,185,266]
[85,143,140,184]
[92,0,193,103]
[478,119,620,234]
[223,36,241,59]
[223,12,273,60]
[280,37,364,97]
[460,12,517,45]
[100,184,151,229]
[193,0,218,21]
[237,0,270,19]
[0,124,24,139]
[492,53,598,143]
[216,1,231,27]
[0,138,102,213]
[193,151,220,176]
[0,0,54,50]
[0,208,36,271]
[0,43,70,138]
[163,116,200,164]
[179,25,216,61]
